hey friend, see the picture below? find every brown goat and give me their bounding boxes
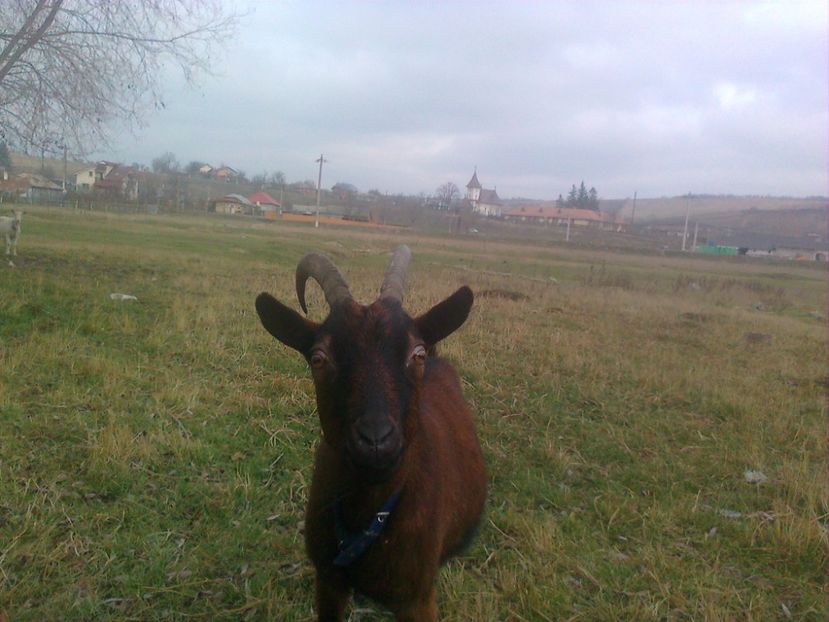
[255,246,486,621]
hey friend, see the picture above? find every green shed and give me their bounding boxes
[696,244,738,255]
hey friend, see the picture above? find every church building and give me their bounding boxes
[466,169,503,217]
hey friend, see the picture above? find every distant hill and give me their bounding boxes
[694,206,826,237]
[612,195,827,251]
[9,151,89,179]
[687,207,827,251]
[620,195,827,222]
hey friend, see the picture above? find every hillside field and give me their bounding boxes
[0,207,826,620]
[617,196,827,222]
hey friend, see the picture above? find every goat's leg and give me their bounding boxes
[395,588,437,622]
[315,572,350,622]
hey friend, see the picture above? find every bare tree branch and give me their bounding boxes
[0,0,53,69]
[0,0,62,82]
[0,0,239,156]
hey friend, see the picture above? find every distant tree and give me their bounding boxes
[287,179,316,191]
[435,181,459,211]
[566,184,578,206]
[152,152,179,174]
[269,171,286,187]
[0,2,239,155]
[564,181,600,209]
[556,193,565,209]
[0,142,10,168]
[577,181,589,206]
[332,182,358,198]
[251,171,268,187]
[139,173,161,202]
[588,187,599,210]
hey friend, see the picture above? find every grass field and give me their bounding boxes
[0,207,826,621]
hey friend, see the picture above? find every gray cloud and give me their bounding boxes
[98,1,828,199]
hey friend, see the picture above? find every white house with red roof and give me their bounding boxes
[248,191,281,219]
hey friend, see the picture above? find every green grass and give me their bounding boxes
[1,206,826,620]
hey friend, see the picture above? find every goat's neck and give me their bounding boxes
[340,443,416,508]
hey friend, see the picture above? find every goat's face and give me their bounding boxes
[310,299,418,478]
[255,247,473,482]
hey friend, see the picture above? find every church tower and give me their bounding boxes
[466,167,482,207]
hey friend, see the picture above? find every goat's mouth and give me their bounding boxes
[345,445,403,483]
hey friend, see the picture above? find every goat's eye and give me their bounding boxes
[411,345,426,365]
[310,350,328,369]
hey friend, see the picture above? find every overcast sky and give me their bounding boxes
[96,1,828,200]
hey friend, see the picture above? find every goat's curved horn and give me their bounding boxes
[295,252,352,314]
[379,245,412,303]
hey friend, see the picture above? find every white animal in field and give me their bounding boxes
[0,210,22,256]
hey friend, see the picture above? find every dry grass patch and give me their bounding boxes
[86,418,201,475]
[0,207,825,621]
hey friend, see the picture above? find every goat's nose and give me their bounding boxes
[355,420,395,453]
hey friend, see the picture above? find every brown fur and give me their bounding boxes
[256,266,486,622]
[306,356,486,620]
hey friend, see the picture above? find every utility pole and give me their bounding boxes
[315,153,327,228]
[630,190,637,226]
[682,193,691,251]
[566,217,571,242]
[279,183,284,215]
[692,221,699,251]
[62,144,67,192]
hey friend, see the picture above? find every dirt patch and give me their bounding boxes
[744,332,773,345]
[280,213,401,229]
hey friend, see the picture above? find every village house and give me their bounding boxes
[0,172,64,202]
[465,169,503,217]
[248,191,281,220]
[212,193,253,215]
[503,205,627,231]
[74,165,96,192]
[94,165,140,200]
[212,165,239,182]
[75,161,140,200]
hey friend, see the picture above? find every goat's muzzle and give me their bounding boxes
[346,417,403,481]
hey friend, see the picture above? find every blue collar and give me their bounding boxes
[333,491,401,567]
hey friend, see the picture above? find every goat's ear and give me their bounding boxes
[255,292,318,353]
[414,286,474,347]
